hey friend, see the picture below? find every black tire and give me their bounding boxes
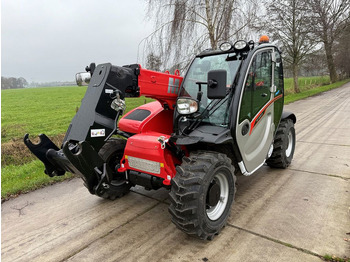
[266,118,296,168]
[169,151,236,240]
[98,138,131,200]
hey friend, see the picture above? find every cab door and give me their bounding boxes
[236,48,278,174]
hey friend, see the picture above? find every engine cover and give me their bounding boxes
[119,101,174,135]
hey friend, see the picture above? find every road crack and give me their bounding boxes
[297,140,350,147]
[10,201,34,216]
[289,168,349,181]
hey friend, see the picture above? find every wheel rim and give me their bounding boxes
[286,130,293,157]
[206,172,229,221]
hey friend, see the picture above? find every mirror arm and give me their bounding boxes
[195,81,207,102]
[197,90,203,102]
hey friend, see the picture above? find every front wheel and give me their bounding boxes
[97,138,131,200]
[169,151,236,240]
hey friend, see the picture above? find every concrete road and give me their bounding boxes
[2,84,350,262]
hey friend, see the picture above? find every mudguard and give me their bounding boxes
[281,111,297,123]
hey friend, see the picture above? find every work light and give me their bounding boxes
[75,72,91,86]
[233,40,249,51]
[219,42,233,52]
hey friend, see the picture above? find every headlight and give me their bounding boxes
[177,98,199,115]
[75,72,91,86]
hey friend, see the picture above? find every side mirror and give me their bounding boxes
[207,70,227,99]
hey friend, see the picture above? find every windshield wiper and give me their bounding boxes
[187,97,226,131]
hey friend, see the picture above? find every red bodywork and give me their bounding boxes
[119,101,174,135]
[118,66,183,185]
[137,65,183,108]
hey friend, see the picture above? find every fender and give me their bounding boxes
[281,111,296,123]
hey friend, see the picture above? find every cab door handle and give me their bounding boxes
[242,123,249,136]
[270,84,277,93]
[261,93,267,97]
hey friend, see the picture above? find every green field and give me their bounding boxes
[283,75,331,95]
[1,76,349,199]
[2,86,86,143]
[1,86,153,143]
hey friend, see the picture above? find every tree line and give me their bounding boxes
[1,77,28,90]
[144,0,350,93]
[1,77,76,89]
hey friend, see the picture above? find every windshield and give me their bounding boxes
[180,54,241,126]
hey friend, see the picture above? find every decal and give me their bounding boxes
[255,110,265,125]
[249,94,283,135]
[91,129,105,137]
[167,77,180,94]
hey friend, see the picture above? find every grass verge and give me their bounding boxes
[284,79,349,104]
[284,75,331,95]
[1,160,75,199]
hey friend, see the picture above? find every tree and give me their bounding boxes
[1,77,9,89]
[334,22,350,78]
[307,0,350,83]
[146,53,162,71]
[301,49,328,77]
[145,0,259,70]
[267,0,316,93]
[17,77,28,88]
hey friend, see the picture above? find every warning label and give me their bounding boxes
[91,129,105,137]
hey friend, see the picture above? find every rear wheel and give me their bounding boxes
[169,151,236,240]
[98,138,131,200]
[266,118,296,168]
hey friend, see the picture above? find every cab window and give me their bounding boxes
[239,50,272,123]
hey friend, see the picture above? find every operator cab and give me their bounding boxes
[175,37,285,176]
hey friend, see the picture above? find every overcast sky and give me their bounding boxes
[1,0,154,82]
